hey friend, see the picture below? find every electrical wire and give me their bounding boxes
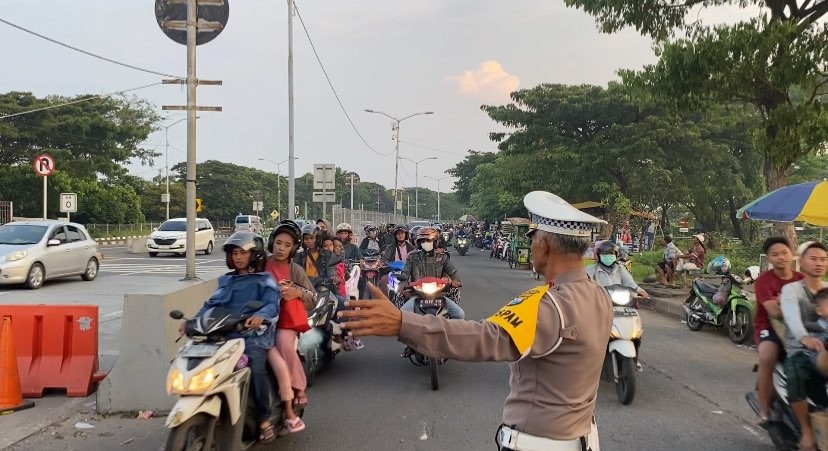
[0,17,184,79]
[0,82,164,120]
[291,2,395,157]
[399,140,467,157]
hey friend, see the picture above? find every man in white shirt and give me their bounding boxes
[656,235,680,285]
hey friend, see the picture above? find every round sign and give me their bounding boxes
[33,154,55,176]
[155,0,229,46]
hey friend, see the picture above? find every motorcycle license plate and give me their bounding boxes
[614,307,638,317]
[181,344,220,357]
[419,299,442,307]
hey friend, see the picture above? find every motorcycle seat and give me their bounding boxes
[693,279,719,298]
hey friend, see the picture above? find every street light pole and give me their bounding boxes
[258,157,295,218]
[400,156,437,219]
[425,175,450,223]
[364,109,434,219]
[287,0,296,220]
[163,117,195,220]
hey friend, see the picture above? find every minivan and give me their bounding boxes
[234,215,263,235]
[147,218,215,257]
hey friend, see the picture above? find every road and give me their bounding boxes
[6,246,772,450]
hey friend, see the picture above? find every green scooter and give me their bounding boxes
[682,269,757,344]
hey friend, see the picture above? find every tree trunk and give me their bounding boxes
[660,205,669,236]
[727,197,744,241]
[765,161,797,245]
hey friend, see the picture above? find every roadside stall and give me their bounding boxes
[506,217,532,269]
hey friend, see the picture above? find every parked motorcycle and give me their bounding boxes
[456,237,469,256]
[682,270,756,344]
[399,277,453,390]
[298,279,341,386]
[165,303,295,450]
[599,285,643,405]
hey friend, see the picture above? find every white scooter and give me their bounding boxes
[164,303,292,451]
[600,284,643,405]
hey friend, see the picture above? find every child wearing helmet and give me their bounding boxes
[398,227,465,321]
[181,231,281,442]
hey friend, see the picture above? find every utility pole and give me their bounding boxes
[425,175,450,224]
[400,156,436,218]
[287,0,296,219]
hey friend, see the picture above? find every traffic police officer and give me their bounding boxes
[338,191,613,450]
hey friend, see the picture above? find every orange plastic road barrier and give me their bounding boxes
[0,305,108,398]
[0,317,34,414]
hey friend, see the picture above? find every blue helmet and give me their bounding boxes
[707,256,731,275]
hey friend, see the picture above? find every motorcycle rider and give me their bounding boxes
[586,240,649,371]
[380,223,396,249]
[753,236,803,427]
[180,232,280,443]
[335,223,364,263]
[294,224,336,286]
[398,227,465,321]
[380,225,416,294]
[360,224,383,252]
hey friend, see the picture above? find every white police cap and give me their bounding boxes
[524,191,606,237]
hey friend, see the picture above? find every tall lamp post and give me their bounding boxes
[258,157,298,218]
[364,109,434,218]
[163,117,197,220]
[399,156,437,218]
[424,175,451,223]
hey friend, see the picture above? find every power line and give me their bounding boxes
[291,2,394,157]
[399,140,468,157]
[0,17,184,79]
[0,82,164,120]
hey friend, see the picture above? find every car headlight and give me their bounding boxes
[167,369,185,394]
[187,368,217,392]
[4,250,28,262]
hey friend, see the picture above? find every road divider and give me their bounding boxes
[126,237,146,254]
[96,270,224,413]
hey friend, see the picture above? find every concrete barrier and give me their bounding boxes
[96,270,225,413]
[126,236,147,254]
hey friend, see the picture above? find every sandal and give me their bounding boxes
[285,416,306,433]
[348,337,365,350]
[259,422,276,443]
[293,391,309,408]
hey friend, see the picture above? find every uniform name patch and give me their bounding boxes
[487,285,548,356]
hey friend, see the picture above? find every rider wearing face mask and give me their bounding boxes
[586,240,650,300]
[398,227,465,321]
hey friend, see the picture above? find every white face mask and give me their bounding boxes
[421,241,434,252]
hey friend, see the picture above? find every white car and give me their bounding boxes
[146,218,215,257]
[234,214,263,235]
[0,220,100,289]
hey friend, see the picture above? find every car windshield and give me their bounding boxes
[236,217,249,224]
[0,225,48,244]
[158,221,187,232]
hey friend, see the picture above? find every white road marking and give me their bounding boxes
[99,258,226,276]
[0,292,9,296]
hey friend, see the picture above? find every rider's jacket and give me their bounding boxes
[400,249,459,284]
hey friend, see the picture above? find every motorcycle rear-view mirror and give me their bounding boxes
[169,310,185,320]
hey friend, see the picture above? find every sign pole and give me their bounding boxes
[42,175,47,220]
[184,0,198,280]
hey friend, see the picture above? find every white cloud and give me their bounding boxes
[449,60,520,101]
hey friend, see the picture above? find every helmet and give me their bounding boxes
[416,227,440,243]
[336,223,352,233]
[745,265,760,282]
[707,256,731,276]
[268,220,301,258]
[301,223,320,237]
[393,225,409,241]
[366,224,378,233]
[596,240,619,256]
[223,232,267,271]
[387,224,396,232]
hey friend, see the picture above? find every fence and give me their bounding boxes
[0,201,11,225]
[85,220,235,238]
[329,205,428,230]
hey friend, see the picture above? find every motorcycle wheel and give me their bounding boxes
[165,413,214,451]
[685,298,704,331]
[727,306,753,344]
[303,351,318,388]
[430,357,439,391]
[615,355,636,405]
[765,422,798,451]
[458,248,467,256]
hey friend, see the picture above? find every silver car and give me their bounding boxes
[0,220,100,289]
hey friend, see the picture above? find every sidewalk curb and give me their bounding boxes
[640,296,686,320]
[0,396,91,450]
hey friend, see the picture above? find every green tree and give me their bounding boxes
[446,151,497,205]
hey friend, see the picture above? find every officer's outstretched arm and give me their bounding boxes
[399,313,521,362]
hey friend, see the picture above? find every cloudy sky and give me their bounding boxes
[1,1,748,192]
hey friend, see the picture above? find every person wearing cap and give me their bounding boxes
[779,241,828,451]
[675,234,706,272]
[338,191,613,451]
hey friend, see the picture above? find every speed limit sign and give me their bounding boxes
[60,193,77,213]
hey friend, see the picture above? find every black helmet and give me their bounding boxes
[223,232,267,271]
[393,225,409,241]
[301,223,320,237]
[596,240,619,256]
[387,223,396,232]
[268,220,301,257]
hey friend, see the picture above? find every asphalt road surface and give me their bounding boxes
[7,246,772,451]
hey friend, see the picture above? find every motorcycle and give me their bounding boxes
[361,249,383,288]
[746,332,828,451]
[490,235,504,258]
[599,285,643,405]
[456,237,469,256]
[165,303,295,450]
[297,279,342,386]
[682,269,756,344]
[399,277,453,390]
[387,260,405,305]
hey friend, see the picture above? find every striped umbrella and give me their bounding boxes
[737,180,828,226]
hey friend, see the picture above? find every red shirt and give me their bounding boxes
[753,269,804,342]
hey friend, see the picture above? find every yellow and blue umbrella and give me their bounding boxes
[737,180,828,226]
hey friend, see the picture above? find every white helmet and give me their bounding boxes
[336,223,352,233]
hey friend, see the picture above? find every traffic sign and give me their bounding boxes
[270,210,279,219]
[313,192,336,203]
[60,193,77,213]
[294,206,300,216]
[253,201,264,211]
[155,0,229,46]
[313,164,336,190]
[33,154,55,176]
[196,198,203,213]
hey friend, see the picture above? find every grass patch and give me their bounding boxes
[628,244,763,283]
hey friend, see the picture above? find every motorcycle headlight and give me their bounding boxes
[609,289,632,306]
[4,250,27,262]
[188,368,217,392]
[167,368,185,394]
[632,321,643,339]
[610,325,621,339]
[420,281,442,295]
